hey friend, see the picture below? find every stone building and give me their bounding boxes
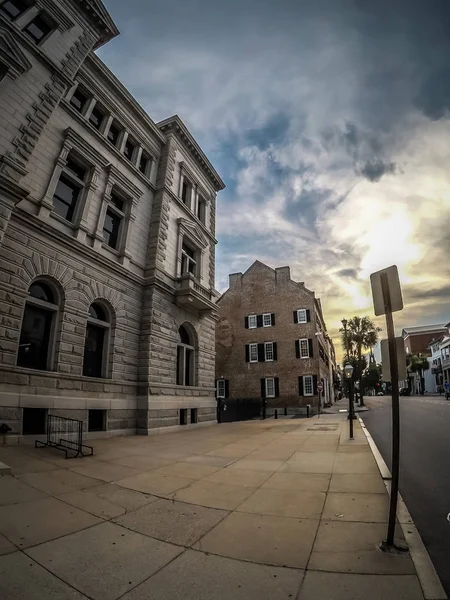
[0,0,224,440]
[215,261,336,412]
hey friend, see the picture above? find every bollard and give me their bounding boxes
[306,404,310,418]
[275,409,278,419]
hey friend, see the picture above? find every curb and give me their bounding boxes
[358,416,447,600]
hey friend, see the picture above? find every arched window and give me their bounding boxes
[177,324,195,386]
[83,302,111,378]
[17,281,59,370]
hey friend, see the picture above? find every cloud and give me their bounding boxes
[100,0,450,360]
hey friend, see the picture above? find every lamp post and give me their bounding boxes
[341,319,349,363]
[344,363,354,440]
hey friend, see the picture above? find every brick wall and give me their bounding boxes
[216,262,333,407]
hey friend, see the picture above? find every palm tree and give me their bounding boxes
[340,317,381,405]
[407,354,430,395]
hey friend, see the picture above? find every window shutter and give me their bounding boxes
[295,340,300,359]
[245,316,249,329]
[293,310,298,324]
[273,342,278,361]
[298,376,304,396]
[275,377,280,397]
[257,343,265,362]
[308,338,313,357]
[225,379,230,398]
[306,309,311,322]
[245,345,249,362]
[271,313,276,326]
[256,314,263,328]
[313,375,318,395]
[261,378,265,398]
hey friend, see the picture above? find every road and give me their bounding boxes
[362,394,450,597]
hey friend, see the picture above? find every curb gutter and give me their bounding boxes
[358,416,447,600]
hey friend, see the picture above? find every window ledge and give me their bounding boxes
[50,211,76,229]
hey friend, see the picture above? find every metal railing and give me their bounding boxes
[35,414,94,459]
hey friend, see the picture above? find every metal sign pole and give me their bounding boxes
[381,272,400,548]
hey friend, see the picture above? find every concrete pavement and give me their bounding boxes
[0,414,435,600]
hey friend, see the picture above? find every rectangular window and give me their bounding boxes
[265,377,275,398]
[107,121,121,147]
[179,408,187,425]
[89,105,105,130]
[70,88,88,113]
[123,138,135,161]
[181,242,197,276]
[88,409,106,432]
[197,195,206,223]
[297,309,307,323]
[103,209,121,249]
[181,179,192,208]
[22,407,47,435]
[263,313,272,327]
[249,343,258,363]
[0,0,31,20]
[53,175,81,222]
[299,338,310,358]
[139,152,150,176]
[303,375,313,396]
[264,342,274,362]
[190,408,198,424]
[23,12,54,44]
[248,314,257,329]
[109,193,124,212]
[217,379,226,398]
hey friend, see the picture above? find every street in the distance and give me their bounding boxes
[362,394,450,596]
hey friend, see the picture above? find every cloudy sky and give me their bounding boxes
[99,0,450,356]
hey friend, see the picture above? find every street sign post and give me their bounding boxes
[370,265,404,551]
[317,381,323,418]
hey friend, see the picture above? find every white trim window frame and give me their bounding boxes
[217,379,225,398]
[303,375,313,396]
[263,313,272,327]
[249,343,258,363]
[248,314,257,329]
[299,338,310,358]
[297,309,307,324]
[265,377,275,398]
[181,240,198,278]
[264,342,274,362]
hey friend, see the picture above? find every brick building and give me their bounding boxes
[216,261,336,412]
[0,0,224,440]
[402,324,448,355]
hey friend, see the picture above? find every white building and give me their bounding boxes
[0,0,225,440]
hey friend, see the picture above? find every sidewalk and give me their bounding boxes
[0,414,443,600]
[323,396,370,414]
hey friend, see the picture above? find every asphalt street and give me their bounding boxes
[362,395,450,596]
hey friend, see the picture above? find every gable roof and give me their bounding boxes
[157,115,225,191]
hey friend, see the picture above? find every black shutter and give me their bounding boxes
[313,375,318,395]
[256,314,263,328]
[308,338,313,357]
[295,340,300,359]
[261,378,266,398]
[245,316,249,329]
[271,313,276,326]
[293,310,298,324]
[306,309,311,322]
[275,377,280,397]
[245,345,249,362]
[258,343,265,362]
[298,376,304,396]
[273,342,278,360]
[225,379,230,398]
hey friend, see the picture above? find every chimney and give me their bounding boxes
[275,266,290,284]
[229,272,243,289]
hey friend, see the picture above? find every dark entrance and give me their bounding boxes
[23,407,47,435]
[83,324,105,377]
[217,398,262,423]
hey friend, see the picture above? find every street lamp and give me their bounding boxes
[341,319,349,363]
[344,363,355,440]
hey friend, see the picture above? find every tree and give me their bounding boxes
[340,316,382,405]
[407,354,429,395]
[362,362,382,394]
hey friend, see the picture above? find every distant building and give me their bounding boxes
[215,261,336,415]
[402,324,448,356]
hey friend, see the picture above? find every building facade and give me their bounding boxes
[401,324,448,394]
[215,261,336,413]
[0,0,224,440]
